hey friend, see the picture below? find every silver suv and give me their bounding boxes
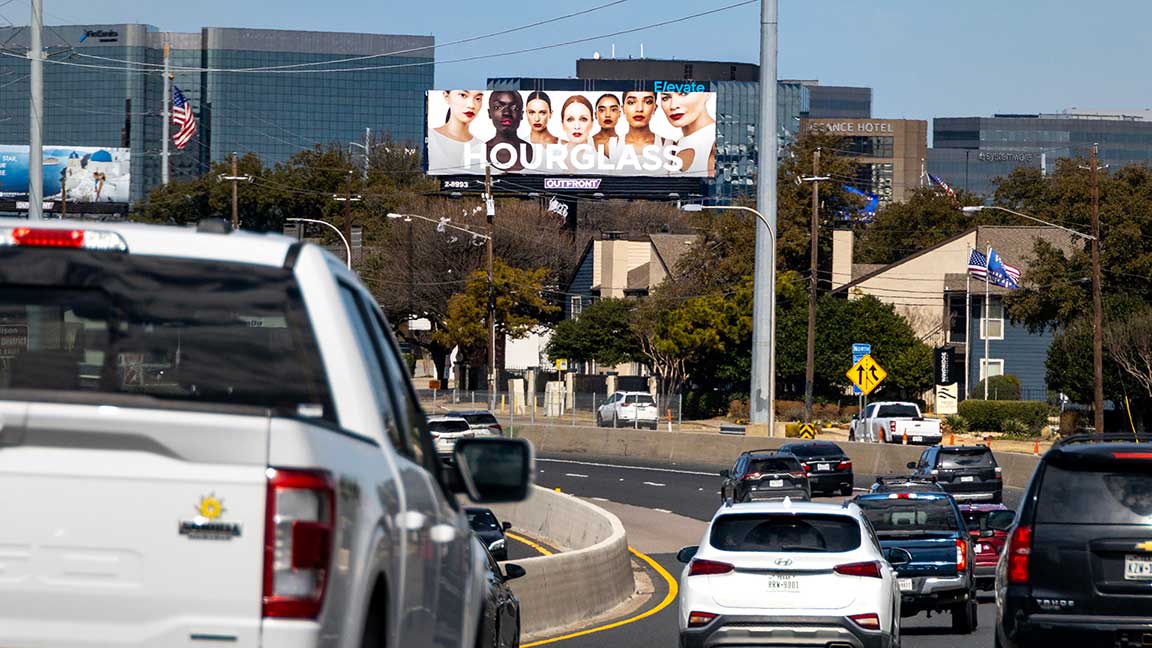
[0,220,531,648]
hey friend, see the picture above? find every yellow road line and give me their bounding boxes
[522,546,679,647]
[506,531,554,557]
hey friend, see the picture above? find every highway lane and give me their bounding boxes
[532,454,1016,648]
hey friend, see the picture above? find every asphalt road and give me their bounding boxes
[531,454,1017,648]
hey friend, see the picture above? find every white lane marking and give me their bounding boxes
[653,508,672,514]
[590,497,609,502]
[698,488,704,491]
[565,473,589,478]
[643,481,666,487]
[538,457,715,476]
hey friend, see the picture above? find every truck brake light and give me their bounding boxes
[1,226,128,251]
[263,468,335,619]
[1007,525,1032,584]
[956,538,968,571]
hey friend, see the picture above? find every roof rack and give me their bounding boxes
[743,448,782,455]
[1055,432,1152,447]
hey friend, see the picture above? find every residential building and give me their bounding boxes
[832,226,1079,400]
[564,231,699,319]
[801,118,928,204]
[0,24,432,203]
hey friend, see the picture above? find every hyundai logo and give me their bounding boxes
[774,558,793,566]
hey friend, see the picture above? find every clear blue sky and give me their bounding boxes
[11,0,1152,122]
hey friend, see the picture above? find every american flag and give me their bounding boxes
[968,249,989,280]
[172,85,197,150]
[969,248,1022,288]
[928,173,957,198]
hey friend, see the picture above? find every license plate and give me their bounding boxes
[769,479,784,488]
[961,476,975,483]
[765,574,799,592]
[898,578,914,592]
[1125,555,1152,580]
[817,463,831,471]
[913,436,923,443]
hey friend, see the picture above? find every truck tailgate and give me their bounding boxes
[0,402,269,648]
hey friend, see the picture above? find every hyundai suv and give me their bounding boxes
[0,220,532,648]
[908,444,1003,503]
[995,433,1152,648]
[720,450,811,503]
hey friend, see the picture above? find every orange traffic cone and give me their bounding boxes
[902,431,908,445]
[1033,440,1040,456]
[949,433,955,446]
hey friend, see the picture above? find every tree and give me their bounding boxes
[545,299,638,368]
[1103,305,1152,399]
[434,258,558,355]
[854,186,990,265]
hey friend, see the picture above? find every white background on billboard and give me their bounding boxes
[426,90,716,177]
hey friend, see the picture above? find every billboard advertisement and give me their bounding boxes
[0,145,131,203]
[427,88,716,178]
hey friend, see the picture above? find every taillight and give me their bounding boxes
[837,460,852,471]
[1113,452,1152,459]
[888,493,917,499]
[994,466,1003,480]
[264,468,336,619]
[742,472,762,481]
[1007,525,1032,585]
[688,559,734,576]
[834,561,882,578]
[889,421,896,436]
[801,463,810,474]
[789,472,806,479]
[1,226,128,251]
[956,538,968,571]
[687,611,717,628]
[849,613,881,630]
[493,424,504,435]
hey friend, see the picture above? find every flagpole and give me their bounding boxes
[965,244,971,400]
[161,43,170,186]
[984,244,991,400]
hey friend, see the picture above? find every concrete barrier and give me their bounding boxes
[512,423,1043,487]
[488,486,634,636]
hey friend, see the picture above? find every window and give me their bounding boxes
[979,359,1004,381]
[570,296,583,318]
[338,285,404,449]
[729,65,737,81]
[710,513,862,553]
[857,499,959,534]
[683,64,694,79]
[362,299,428,463]
[981,301,1004,339]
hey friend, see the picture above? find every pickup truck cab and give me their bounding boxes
[0,220,532,648]
[856,402,942,445]
[855,491,978,634]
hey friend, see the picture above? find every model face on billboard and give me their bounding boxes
[444,90,483,125]
[660,92,710,130]
[623,92,656,128]
[562,97,593,145]
[488,91,523,137]
[596,95,621,131]
[526,98,551,132]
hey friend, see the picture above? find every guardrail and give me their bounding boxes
[488,485,635,636]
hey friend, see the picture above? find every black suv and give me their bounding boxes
[719,450,810,503]
[778,441,854,496]
[995,433,1152,648]
[908,445,1002,503]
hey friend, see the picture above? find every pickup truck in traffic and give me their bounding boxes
[0,220,532,648]
[854,402,942,445]
[855,491,978,634]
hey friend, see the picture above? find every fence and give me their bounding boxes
[415,388,687,432]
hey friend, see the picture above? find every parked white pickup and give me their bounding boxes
[855,401,943,445]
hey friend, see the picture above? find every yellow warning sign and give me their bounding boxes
[847,354,888,396]
[798,423,817,440]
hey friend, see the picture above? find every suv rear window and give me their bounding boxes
[858,499,960,534]
[939,449,996,469]
[711,513,861,552]
[461,412,499,426]
[0,249,332,418]
[748,457,800,473]
[1036,463,1152,525]
[625,394,654,405]
[428,419,471,433]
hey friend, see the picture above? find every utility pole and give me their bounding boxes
[485,165,497,408]
[217,152,253,230]
[161,44,170,186]
[803,149,822,423]
[363,127,371,183]
[1090,143,1105,437]
[28,0,44,220]
[331,169,362,267]
[751,0,779,432]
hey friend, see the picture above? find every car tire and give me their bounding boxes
[595,412,602,427]
[951,600,977,634]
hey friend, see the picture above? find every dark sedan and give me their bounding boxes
[477,540,524,648]
[778,441,854,496]
[467,506,512,561]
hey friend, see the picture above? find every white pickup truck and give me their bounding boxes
[0,219,532,648]
[854,401,943,445]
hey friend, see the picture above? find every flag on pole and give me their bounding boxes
[928,173,957,199]
[171,85,197,150]
[967,249,989,280]
[968,247,1021,289]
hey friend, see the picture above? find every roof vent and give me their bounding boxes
[197,219,231,234]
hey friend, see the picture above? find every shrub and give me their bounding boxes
[728,398,750,421]
[971,374,1022,401]
[814,403,840,422]
[999,418,1032,438]
[776,400,805,422]
[839,405,860,422]
[402,353,417,376]
[958,400,1051,434]
[944,414,970,435]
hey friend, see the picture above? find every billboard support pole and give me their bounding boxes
[28,0,44,221]
[485,165,497,410]
[751,0,778,431]
[162,44,170,186]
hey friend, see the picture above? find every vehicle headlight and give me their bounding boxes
[488,538,506,552]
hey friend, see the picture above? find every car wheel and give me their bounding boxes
[951,600,976,634]
[595,412,602,427]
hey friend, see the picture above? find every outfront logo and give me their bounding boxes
[80,29,119,43]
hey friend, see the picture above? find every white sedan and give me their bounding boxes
[677,500,904,648]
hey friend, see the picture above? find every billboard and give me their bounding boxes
[0,145,131,203]
[426,89,716,178]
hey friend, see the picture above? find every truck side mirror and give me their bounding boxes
[906,461,917,470]
[453,438,533,503]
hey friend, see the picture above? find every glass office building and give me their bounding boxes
[930,111,1152,198]
[0,24,433,203]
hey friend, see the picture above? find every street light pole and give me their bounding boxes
[286,218,351,269]
[484,166,497,409]
[753,0,780,434]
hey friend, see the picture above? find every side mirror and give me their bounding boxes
[453,438,533,503]
[980,529,996,538]
[719,469,731,479]
[503,563,526,580]
[884,547,913,566]
[969,529,982,539]
[676,546,699,564]
[502,521,512,531]
[906,461,917,470]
